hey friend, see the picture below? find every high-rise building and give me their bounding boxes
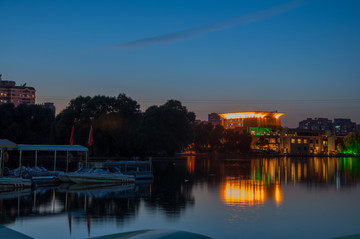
[0,74,36,106]
[298,117,332,131]
[297,117,356,136]
[333,118,356,136]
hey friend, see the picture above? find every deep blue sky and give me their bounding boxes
[1,0,359,127]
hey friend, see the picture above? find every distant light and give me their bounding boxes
[218,111,285,120]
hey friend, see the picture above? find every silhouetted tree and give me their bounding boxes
[0,103,54,144]
[193,123,224,152]
[221,129,252,153]
[141,100,195,156]
[52,94,142,156]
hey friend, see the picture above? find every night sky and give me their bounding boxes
[1,0,359,127]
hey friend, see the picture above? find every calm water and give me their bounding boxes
[1,156,360,239]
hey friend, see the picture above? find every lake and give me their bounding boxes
[1,156,360,239]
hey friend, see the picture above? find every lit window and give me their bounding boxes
[291,139,295,144]
[303,139,308,144]
[297,139,302,144]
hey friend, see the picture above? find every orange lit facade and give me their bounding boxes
[0,75,36,106]
[218,111,284,130]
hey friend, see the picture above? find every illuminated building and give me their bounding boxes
[0,74,36,106]
[280,129,336,155]
[218,111,284,130]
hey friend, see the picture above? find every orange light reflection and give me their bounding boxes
[221,178,265,206]
[274,184,282,206]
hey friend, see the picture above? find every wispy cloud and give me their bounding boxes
[109,0,303,50]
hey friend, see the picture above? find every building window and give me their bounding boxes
[297,139,302,144]
[291,139,295,144]
[303,139,308,144]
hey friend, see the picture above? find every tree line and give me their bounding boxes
[0,94,251,156]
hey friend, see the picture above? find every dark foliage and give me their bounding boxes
[141,100,195,156]
[193,123,252,153]
[51,94,142,156]
[0,103,54,144]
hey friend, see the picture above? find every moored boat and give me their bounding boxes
[66,168,135,184]
[0,177,32,191]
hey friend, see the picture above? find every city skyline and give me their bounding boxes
[1,0,360,127]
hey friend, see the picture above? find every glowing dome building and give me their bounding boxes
[218,111,285,130]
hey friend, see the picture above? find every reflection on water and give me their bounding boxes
[217,157,359,207]
[0,156,359,239]
[221,179,266,206]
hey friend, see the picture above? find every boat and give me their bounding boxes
[58,168,93,183]
[0,177,32,191]
[57,183,135,198]
[103,159,154,180]
[66,168,135,184]
[89,229,212,239]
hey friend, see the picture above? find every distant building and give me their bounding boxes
[0,74,36,106]
[333,118,356,136]
[218,111,284,130]
[247,128,336,155]
[42,102,56,116]
[279,129,336,155]
[208,113,221,126]
[298,117,356,136]
[298,117,332,131]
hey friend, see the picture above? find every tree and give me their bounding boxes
[221,129,252,153]
[0,103,54,144]
[193,123,224,153]
[338,132,360,155]
[141,100,195,156]
[52,94,142,156]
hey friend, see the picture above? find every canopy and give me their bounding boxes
[0,139,18,150]
[17,145,88,152]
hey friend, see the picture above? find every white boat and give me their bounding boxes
[67,168,135,184]
[0,177,32,191]
[58,168,93,183]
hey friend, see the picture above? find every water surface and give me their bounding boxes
[1,156,359,239]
